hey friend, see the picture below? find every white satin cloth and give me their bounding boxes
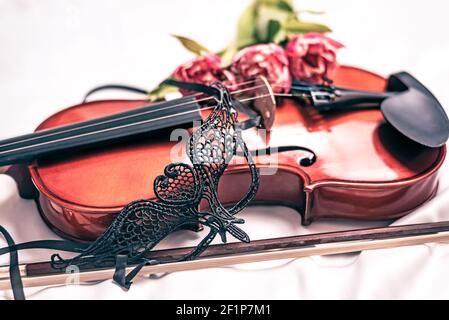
[1,0,449,299]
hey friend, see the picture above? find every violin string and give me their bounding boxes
[171,78,263,98]
[178,77,288,98]
[0,80,277,150]
[0,94,278,156]
[1,77,296,152]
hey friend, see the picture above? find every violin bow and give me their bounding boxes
[2,221,449,291]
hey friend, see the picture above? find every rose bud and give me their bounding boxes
[286,32,344,84]
[232,44,291,93]
[172,54,236,95]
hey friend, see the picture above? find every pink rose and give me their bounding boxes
[232,44,291,93]
[286,33,344,83]
[172,54,236,95]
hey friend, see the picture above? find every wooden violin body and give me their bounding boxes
[11,66,444,242]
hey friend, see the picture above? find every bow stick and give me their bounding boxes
[2,221,449,291]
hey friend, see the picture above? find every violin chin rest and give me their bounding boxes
[383,72,449,148]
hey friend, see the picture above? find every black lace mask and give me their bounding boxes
[47,81,260,289]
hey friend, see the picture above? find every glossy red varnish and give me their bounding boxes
[30,66,446,241]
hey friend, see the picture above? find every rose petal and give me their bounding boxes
[232,43,291,93]
[286,33,343,83]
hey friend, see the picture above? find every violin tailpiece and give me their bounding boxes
[50,82,260,289]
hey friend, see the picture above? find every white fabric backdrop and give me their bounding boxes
[0,0,449,299]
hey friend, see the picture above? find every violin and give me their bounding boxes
[0,65,447,243]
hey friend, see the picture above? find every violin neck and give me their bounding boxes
[0,97,202,166]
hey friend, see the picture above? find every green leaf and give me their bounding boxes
[148,82,179,101]
[236,3,258,48]
[276,0,294,13]
[284,19,332,34]
[301,9,325,15]
[266,19,282,43]
[171,34,210,55]
[273,27,287,44]
[256,4,294,42]
[257,0,294,11]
